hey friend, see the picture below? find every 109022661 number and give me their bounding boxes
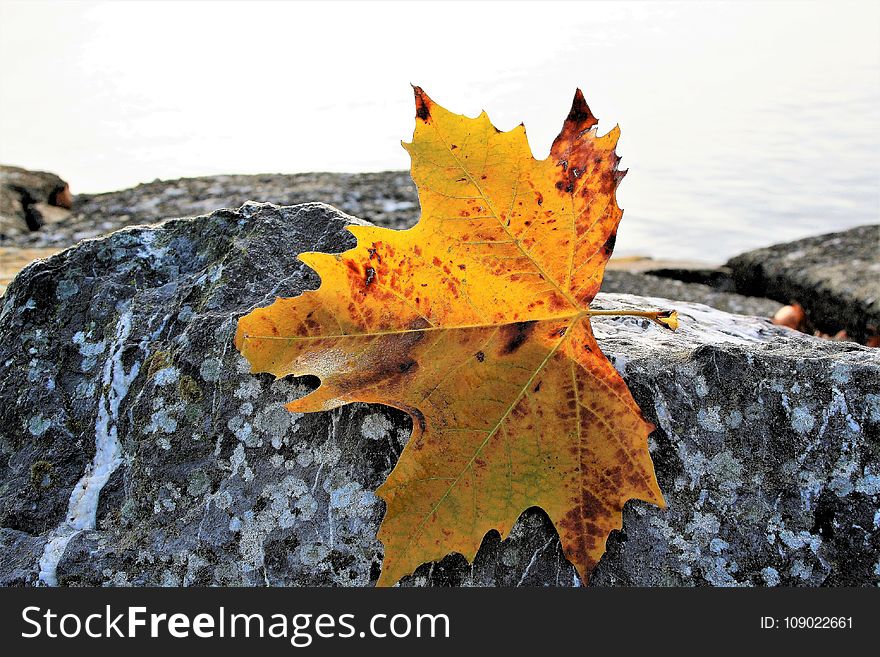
[784,617,853,629]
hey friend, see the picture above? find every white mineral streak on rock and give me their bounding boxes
[38,307,140,585]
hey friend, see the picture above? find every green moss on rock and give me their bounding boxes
[29,460,55,489]
[178,375,202,402]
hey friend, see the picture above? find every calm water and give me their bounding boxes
[1,1,878,261]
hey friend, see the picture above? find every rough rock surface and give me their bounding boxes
[0,202,877,587]
[726,224,880,341]
[0,165,72,239]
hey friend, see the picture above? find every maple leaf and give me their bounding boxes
[235,87,675,586]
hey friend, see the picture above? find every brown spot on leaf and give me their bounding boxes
[580,489,604,520]
[603,231,617,257]
[410,407,427,433]
[566,89,595,127]
[548,294,568,311]
[398,359,418,374]
[500,320,536,355]
[414,86,431,121]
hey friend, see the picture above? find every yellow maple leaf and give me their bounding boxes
[235,87,674,586]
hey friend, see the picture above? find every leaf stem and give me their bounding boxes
[586,309,663,317]
[585,308,679,331]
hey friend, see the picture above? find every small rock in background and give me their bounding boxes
[772,303,806,331]
[0,165,72,238]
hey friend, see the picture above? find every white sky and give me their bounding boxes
[1,1,878,259]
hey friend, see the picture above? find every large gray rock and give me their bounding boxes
[0,202,877,587]
[726,224,880,341]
